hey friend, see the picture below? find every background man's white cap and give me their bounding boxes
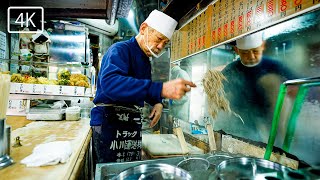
[144,10,178,39]
[236,32,263,50]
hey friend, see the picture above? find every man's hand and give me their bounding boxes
[149,103,163,128]
[161,78,196,99]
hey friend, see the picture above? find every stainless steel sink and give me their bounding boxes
[95,154,217,180]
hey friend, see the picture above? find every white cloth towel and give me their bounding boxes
[21,141,72,167]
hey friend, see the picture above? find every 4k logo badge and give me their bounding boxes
[8,7,44,33]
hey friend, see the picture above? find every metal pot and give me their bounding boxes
[216,157,289,180]
[111,163,192,180]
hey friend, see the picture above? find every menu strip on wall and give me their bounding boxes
[171,0,320,61]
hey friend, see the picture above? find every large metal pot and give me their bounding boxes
[111,163,192,180]
[216,157,289,180]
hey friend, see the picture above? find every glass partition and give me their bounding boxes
[170,8,320,166]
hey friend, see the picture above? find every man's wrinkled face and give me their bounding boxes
[143,26,169,57]
[236,45,264,67]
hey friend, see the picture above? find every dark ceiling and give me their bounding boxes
[9,0,138,25]
[7,0,196,27]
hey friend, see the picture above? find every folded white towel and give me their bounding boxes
[21,141,72,167]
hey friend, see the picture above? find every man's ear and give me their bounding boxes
[234,46,240,55]
[140,23,148,35]
[261,41,266,51]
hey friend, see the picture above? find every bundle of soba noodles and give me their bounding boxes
[202,69,230,119]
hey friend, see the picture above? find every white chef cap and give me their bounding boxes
[144,10,178,39]
[236,32,264,50]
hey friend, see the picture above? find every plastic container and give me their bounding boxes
[66,106,81,121]
[27,108,64,121]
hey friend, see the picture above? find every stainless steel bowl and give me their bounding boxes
[111,163,192,180]
[216,157,288,180]
[177,157,210,172]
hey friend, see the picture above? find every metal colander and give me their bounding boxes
[177,157,210,172]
